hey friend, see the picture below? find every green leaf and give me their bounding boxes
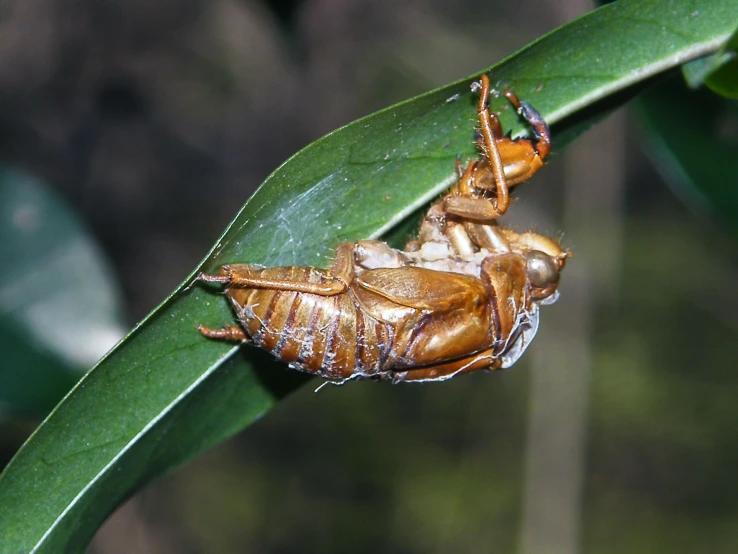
[683,26,738,97]
[636,77,738,233]
[682,50,735,89]
[0,169,125,414]
[1,0,737,551]
[704,27,738,98]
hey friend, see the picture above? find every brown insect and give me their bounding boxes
[443,73,551,219]
[198,75,564,384]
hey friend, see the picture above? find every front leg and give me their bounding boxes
[504,90,551,160]
[444,193,511,222]
[444,158,507,222]
[473,75,509,216]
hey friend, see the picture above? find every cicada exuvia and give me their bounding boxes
[198,74,566,384]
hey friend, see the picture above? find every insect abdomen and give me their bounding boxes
[225,266,391,380]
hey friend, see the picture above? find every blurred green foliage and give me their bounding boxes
[0,169,125,413]
[693,27,738,98]
[637,77,738,236]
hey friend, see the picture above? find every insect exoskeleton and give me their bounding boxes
[448,73,552,220]
[197,73,566,384]
[197,219,567,383]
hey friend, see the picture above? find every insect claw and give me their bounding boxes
[198,272,230,284]
[503,89,522,109]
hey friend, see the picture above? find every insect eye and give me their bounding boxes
[525,250,559,289]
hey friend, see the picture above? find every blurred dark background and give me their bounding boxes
[2,0,738,552]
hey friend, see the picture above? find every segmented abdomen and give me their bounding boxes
[225,266,392,380]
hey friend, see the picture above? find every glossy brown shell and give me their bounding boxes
[223,253,531,383]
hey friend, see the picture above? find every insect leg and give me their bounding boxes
[455,157,479,197]
[391,347,502,383]
[455,156,464,179]
[328,243,356,287]
[475,74,509,216]
[444,75,509,221]
[198,323,248,341]
[504,90,551,159]
[462,221,512,253]
[198,244,356,296]
[499,229,569,265]
[443,194,511,222]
